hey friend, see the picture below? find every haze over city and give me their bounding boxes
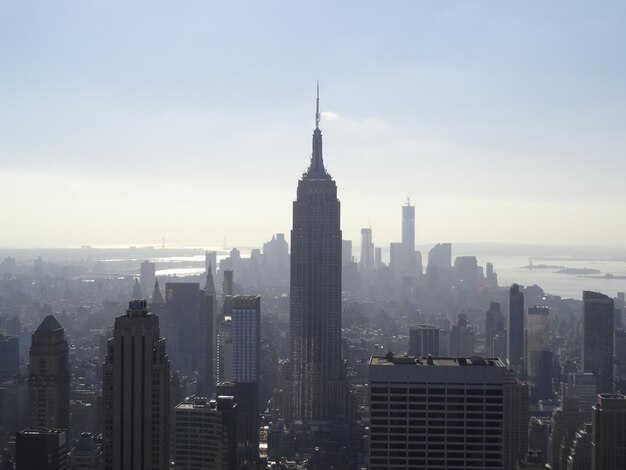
[2,1,626,248]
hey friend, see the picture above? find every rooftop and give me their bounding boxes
[36,314,63,332]
[370,355,505,368]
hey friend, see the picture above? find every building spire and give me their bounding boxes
[305,82,329,179]
[315,80,320,130]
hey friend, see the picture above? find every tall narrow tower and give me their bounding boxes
[583,290,614,394]
[290,86,343,422]
[27,314,70,430]
[103,300,170,470]
[402,198,415,250]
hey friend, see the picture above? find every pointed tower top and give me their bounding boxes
[315,80,320,130]
[305,82,330,179]
[36,314,63,332]
[205,263,217,297]
[152,279,164,304]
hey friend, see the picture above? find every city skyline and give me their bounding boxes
[2,2,626,248]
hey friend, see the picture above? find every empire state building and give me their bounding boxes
[290,87,344,422]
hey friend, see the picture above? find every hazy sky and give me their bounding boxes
[2,1,626,249]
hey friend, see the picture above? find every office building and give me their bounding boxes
[27,315,70,430]
[16,429,68,470]
[197,276,216,397]
[509,284,524,373]
[505,371,529,470]
[359,228,374,271]
[290,88,344,423]
[103,300,170,470]
[341,240,353,266]
[548,395,585,470]
[139,260,156,298]
[526,306,551,401]
[408,324,439,356]
[402,200,415,249]
[566,424,591,470]
[427,243,451,278]
[68,432,103,470]
[454,256,480,287]
[173,396,238,470]
[485,301,505,358]
[369,355,526,470]
[228,295,260,465]
[165,282,201,374]
[567,373,597,422]
[0,335,19,382]
[583,291,614,394]
[592,393,626,470]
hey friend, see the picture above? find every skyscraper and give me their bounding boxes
[0,334,19,382]
[27,315,70,431]
[103,300,169,470]
[592,394,626,470]
[509,283,524,373]
[485,301,505,357]
[526,306,551,401]
[369,355,526,470]
[583,291,614,394]
[16,429,68,470]
[290,87,343,423]
[408,324,439,356]
[227,295,261,465]
[359,227,374,271]
[173,396,238,470]
[401,199,415,249]
[139,260,156,298]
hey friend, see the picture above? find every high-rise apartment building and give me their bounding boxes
[592,394,626,470]
[408,324,439,356]
[27,315,70,430]
[509,284,524,373]
[290,89,344,423]
[583,291,614,394]
[103,300,169,470]
[369,355,526,470]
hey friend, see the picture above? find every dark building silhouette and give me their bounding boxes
[15,429,68,470]
[0,335,19,382]
[164,282,200,374]
[485,301,505,358]
[173,396,238,470]
[27,315,70,431]
[103,300,169,470]
[217,295,260,466]
[408,324,439,356]
[583,291,614,394]
[509,283,524,373]
[290,88,344,423]
[592,394,626,470]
